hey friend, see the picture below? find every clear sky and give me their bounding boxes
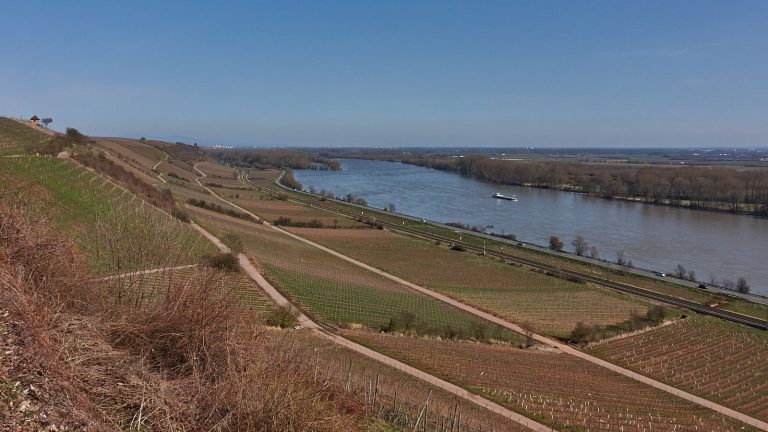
[2,1,767,148]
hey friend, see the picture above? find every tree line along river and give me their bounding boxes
[293,158,768,297]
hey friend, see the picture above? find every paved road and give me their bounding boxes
[204,165,768,430]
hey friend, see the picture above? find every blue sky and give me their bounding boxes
[1,1,767,147]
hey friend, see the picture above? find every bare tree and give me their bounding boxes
[686,270,696,282]
[41,117,53,128]
[709,274,719,286]
[673,264,687,279]
[387,202,396,212]
[548,235,564,251]
[521,321,537,348]
[589,245,599,259]
[571,236,589,256]
[736,277,750,294]
[616,250,628,266]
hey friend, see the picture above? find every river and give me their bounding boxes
[294,158,768,296]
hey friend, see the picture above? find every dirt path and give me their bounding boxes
[196,164,768,430]
[96,264,198,281]
[152,155,168,185]
[271,222,768,430]
[189,221,550,431]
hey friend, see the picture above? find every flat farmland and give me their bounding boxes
[0,156,215,274]
[588,316,768,421]
[289,228,650,337]
[242,169,283,187]
[232,188,367,228]
[349,331,758,432]
[191,207,521,342]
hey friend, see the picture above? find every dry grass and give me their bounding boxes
[0,202,369,431]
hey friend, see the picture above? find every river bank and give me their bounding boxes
[294,158,768,296]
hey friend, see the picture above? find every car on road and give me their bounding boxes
[698,283,708,289]
[654,272,666,277]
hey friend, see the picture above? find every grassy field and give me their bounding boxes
[0,117,52,155]
[0,156,215,274]
[191,207,522,342]
[348,331,759,432]
[289,227,651,337]
[587,315,768,421]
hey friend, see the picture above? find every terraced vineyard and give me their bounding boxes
[102,265,275,315]
[588,316,768,421]
[290,227,650,336]
[0,156,214,274]
[350,332,758,432]
[276,330,532,432]
[192,208,521,342]
[0,117,52,155]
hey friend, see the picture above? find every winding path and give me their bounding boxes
[197,164,768,431]
[152,154,169,185]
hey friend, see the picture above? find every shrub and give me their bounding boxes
[570,321,601,344]
[548,235,564,251]
[171,206,191,222]
[187,198,256,222]
[450,244,466,252]
[273,216,323,228]
[646,305,667,322]
[265,306,299,329]
[202,253,239,271]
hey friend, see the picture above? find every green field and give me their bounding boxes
[192,208,522,342]
[0,156,215,274]
[0,117,52,155]
[289,227,651,337]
